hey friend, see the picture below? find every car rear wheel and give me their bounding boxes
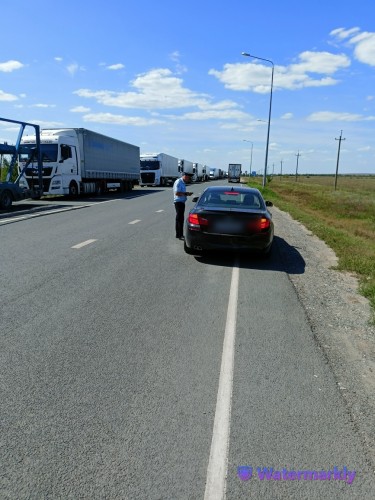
[0,190,13,210]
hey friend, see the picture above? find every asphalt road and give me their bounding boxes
[1,183,374,499]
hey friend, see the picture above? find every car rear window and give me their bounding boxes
[201,191,262,208]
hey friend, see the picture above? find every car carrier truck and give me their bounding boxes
[18,127,140,198]
[0,117,44,209]
[140,153,179,186]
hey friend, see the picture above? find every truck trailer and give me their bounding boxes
[228,163,242,183]
[178,159,194,177]
[140,153,179,186]
[18,128,140,197]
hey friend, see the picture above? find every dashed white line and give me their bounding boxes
[128,219,141,224]
[204,261,239,500]
[71,239,97,249]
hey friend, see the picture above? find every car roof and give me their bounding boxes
[202,185,262,195]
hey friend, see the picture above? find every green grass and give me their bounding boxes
[246,175,375,323]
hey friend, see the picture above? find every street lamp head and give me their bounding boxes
[241,52,251,57]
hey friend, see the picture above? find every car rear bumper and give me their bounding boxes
[185,229,273,252]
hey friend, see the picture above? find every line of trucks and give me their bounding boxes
[0,117,223,209]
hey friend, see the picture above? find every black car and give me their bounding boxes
[184,186,274,256]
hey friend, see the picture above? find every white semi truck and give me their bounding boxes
[228,163,242,183]
[192,163,208,182]
[18,128,140,197]
[209,167,220,180]
[140,153,179,186]
[178,159,194,177]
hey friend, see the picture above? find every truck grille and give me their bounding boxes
[140,172,155,183]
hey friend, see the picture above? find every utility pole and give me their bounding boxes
[295,151,301,181]
[334,130,346,190]
[280,160,283,176]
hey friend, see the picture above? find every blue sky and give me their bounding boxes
[1,0,374,175]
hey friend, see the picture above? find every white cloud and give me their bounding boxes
[106,63,125,70]
[330,27,361,40]
[209,50,350,93]
[31,103,56,108]
[307,111,375,122]
[55,57,63,62]
[178,109,249,121]
[169,51,181,63]
[70,106,91,113]
[281,113,293,120]
[75,68,212,110]
[28,120,65,128]
[82,112,165,126]
[66,63,85,76]
[290,51,350,75]
[0,60,24,72]
[0,90,18,101]
[330,28,375,67]
[349,31,375,67]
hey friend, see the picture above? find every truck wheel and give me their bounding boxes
[69,181,79,199]
[0,190,13,210]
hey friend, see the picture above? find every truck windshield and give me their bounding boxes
[140,160,160,170]
[19,144,58,163]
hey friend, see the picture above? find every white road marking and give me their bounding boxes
[128,219,141,224]
[156,209,164,212]
[71,239,97,249]
[204,261,239,500]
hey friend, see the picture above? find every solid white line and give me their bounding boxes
[204,261,239,500]
[128,219,141,224]
[71,239,97,249]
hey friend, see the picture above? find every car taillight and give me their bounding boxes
[259,217,270,230]
[188,213,208,229]
[247,217,270,231]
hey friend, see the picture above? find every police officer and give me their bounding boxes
[173,172,193,239]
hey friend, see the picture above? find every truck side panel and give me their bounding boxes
[77,129,140,179]
[158,153,179,180]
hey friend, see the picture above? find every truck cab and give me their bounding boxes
[19,130,81,197]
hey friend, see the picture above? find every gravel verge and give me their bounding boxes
[272,206,375,473]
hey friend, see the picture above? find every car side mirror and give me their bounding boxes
[192,196,199,202]
[265,200,273,206]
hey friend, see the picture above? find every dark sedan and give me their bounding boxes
[184,186,274,256]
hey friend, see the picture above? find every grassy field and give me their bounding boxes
[245,175,375,323]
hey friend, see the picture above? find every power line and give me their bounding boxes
[334,130,346,190]
[295,151,301,181]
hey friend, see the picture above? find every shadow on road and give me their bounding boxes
[0,188,164,219]
[191,235,306,275]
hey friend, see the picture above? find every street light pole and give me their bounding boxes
[242,52,274,188]
[243,140,253,172]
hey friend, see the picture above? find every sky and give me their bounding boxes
[1,0,374,175]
